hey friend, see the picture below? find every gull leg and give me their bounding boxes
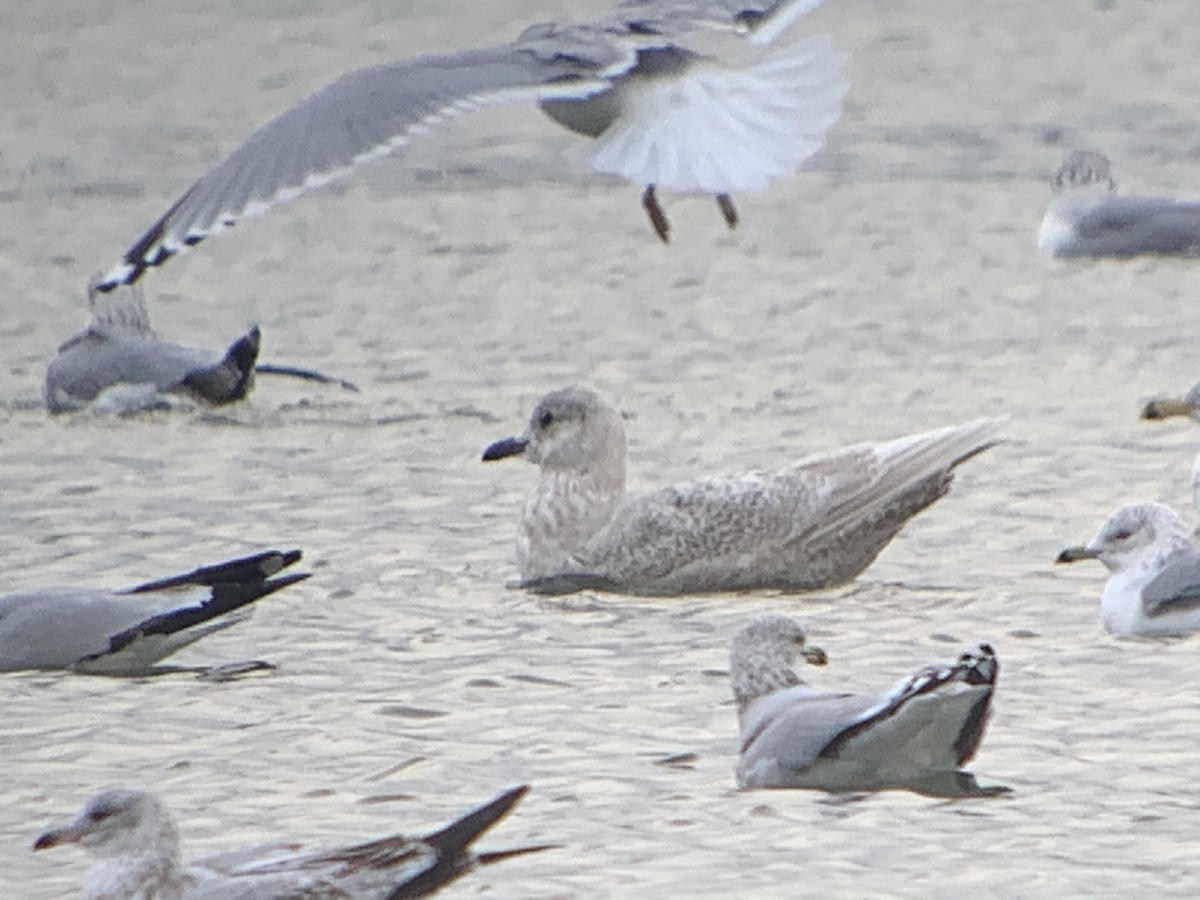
[642,185,670,244]
[716,193,738,230]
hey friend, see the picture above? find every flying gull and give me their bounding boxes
[730,615,999,793]
[94,0,847,290]
[45,282,357,414]
[0,549,308,675]
[1038,149,1200,258]
[1057,502,1200,636]
[33,785,546,899]
[482,385,1003,595]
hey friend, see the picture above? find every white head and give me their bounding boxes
[483,386,627,489]
[729,615,828,711]
[1057,503,1192,574]
[34,788,178,862]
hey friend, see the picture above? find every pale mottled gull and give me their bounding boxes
[33,785,545,899]
[1038,149,1200,258]
[0,550,308,675]
[481,386,1003,595]
[731,615,998,793]
[1057,502,1200,636]
[95,0,847,290]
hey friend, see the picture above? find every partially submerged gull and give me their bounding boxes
[730,615,999,793]
[1038,149,1200,258]
[0,549,308,674]
[33,784,545,898]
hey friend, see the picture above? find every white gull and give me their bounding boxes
[482,386,1003,595]
[0,550,308,675]
[1057,502,1200,636]
[1038,149,1200,258]
[730,615,999,793]
[33,785,543,899]
[95,0,847,289]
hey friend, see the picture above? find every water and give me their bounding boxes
[4,0,1200,895]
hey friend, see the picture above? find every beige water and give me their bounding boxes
[4,0,1200,896]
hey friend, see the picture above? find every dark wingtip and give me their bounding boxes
[482,437,528,462]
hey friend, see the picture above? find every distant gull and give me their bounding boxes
[1057,502,1200,636]
[1038,149,1200,258]
[482,386,1003,595]
[0,550,308,675]
[1140,382,1200,529]
[45,282,358,414]
[33,785,547,899]
[730,615,999,794]
[94,0,847,290]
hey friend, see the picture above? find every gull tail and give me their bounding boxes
[590,35,848,195]
[180,326,261,405]
[388,785,534,899]
[75,550,309,674]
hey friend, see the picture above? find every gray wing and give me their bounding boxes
[96,42,626,291]
[1072,195,1200,256]
[1140,552,1200,618]
[739,686,886,772]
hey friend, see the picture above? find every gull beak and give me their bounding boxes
[482,436,528,462]
[800,644,828,666]
[1056,544,1099,564]
[1140,396,1193,420]
[33,822,82,851]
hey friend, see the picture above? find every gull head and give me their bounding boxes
[1056,502,1192,573]
[1140,381,1200,421]
[730,615,827,711]
[34,788,176,860]
[1051,149,1116,194]
[482,386,627,482]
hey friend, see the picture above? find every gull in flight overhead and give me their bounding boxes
[45,282,358,414]
[33,785,546,899]
[1038,149,1200,258]
[94,0,848,290]
[730,615,999,793]
[1057,502,1200,636]
[482,386,1002,595]
[0,550,308,675]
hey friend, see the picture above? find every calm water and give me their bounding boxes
[4,0,1200,896]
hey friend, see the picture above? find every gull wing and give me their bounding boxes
[96,43,625,291]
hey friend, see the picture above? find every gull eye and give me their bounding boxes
[1112,530,1133,541]
[538,411,554,429]
[88,809,113,823]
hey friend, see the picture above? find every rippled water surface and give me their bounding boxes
[5,1,1200,896]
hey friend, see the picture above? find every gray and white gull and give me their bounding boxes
[33,785,545,899]
[95,0,847,289]
[1057,502,1200,636]
[730,615,998,793]
[482,386,1003,595]
[45,282,356,414]
[0,550,308,675]
[1038,149,1200,258]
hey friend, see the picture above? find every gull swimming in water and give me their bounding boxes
[33,785,545,899]
[730,615,998,793]
[481,386,1003,595]
[1038,149,1200,258]
[1057,502,1200,636]
[0,550,308,675]
[45,283,358,414]
[94,0,848,290]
